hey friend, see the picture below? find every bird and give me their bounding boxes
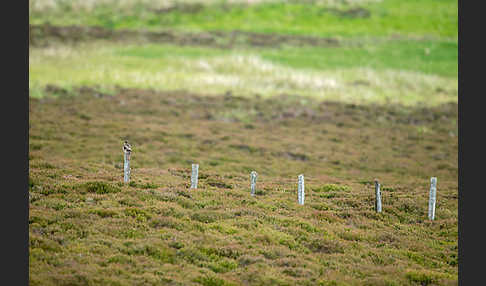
[123,140,132,153]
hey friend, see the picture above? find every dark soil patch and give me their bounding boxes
[44,84,70,96]
[29,24,340,49]
[229,144,265,154]
[326,7,371,19]
[42,85,110,99]
[206,179,233,189]
[152,3,205,14]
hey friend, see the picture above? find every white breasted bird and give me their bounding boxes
[123,140,132,154]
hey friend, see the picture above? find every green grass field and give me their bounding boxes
[29,39,457,106]
[29,0,457,105]
[29,0,458,285]
[30,0,457,38]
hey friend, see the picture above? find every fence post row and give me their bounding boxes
[122,148,439,220]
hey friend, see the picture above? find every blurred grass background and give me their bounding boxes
[29,0,457,38]
[29,0,458,106]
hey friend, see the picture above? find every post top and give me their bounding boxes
[123,140,132,153]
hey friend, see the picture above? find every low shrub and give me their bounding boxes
[79,181,121,194]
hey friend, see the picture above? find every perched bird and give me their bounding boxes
[123,140,132,153]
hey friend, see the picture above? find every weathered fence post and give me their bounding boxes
[123,141,132,183]
[298,174,305,205]
[250,171,258,196]
[428,177,437,220]
[191,164,199,189]
[374,179,382,212]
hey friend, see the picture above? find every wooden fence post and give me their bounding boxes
[191,164,199,189]
[375,179,382,212]
[250,171,258,196]
[123,141,131,183]
[298,174,305,205]
[428,177,437,220]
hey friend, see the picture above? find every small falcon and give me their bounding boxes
[123,140,132,153]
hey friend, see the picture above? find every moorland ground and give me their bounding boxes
[29,0,458,285]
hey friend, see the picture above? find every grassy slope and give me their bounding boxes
[29,88,458,286]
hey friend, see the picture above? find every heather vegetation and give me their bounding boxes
[29,0,457,285]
